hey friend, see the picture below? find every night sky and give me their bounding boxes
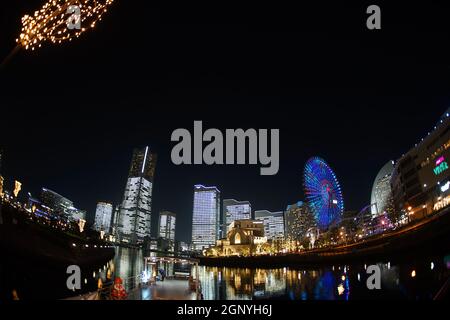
[1,2,449,242]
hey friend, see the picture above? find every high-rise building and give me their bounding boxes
[41,188,86,222]
[284,201,316,242]
[254,210,285,241]
[94,202,113,233]
[222,199,251,238]
[391,108,450,220]
[158,211,176,252]
[119,146,157,244]
[192,184,221,251]
[371,161,395,217]
[111,205,121,241]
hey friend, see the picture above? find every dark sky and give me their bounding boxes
[1,2,449,242]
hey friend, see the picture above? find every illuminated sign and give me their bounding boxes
[441,181,450,192]
[434,156,449,176]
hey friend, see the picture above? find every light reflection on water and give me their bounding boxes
[112,248,450,300]
[195,259,449,300]
[114,247,144,289]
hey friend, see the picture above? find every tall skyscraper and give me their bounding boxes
[94,202,113,233]
[158,211,176,241]
[158,211,176,252]
[284,201,316,242]
[111,205,121,240]
[254,210,285,241]
[371,161,395,217]
[192,185,221,251]
[119,146,157,244]
[222,199,251,237]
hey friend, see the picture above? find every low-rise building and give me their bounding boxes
[205,219,270,257]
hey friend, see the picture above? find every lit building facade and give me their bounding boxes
[191,185,221,251]
[222,199,251,238]
[40,188,86,222]
[119,146,157,244]
[284,201,316,242]
[206,219,269,257]
[254,210,285,241]
[391,108,450,220]
[371,161,395,217]
[158,211,176,251]
[110,205,120,241]
[94,202,113,233]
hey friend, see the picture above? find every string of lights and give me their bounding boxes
[16,0,114,51]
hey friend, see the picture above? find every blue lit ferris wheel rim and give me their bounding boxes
[303,157,344,229]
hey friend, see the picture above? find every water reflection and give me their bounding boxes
[196,257,450,300]
[114,247,143,289]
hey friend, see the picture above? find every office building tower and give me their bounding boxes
[222,199,251,237]
[254,210,285,241]
[119,146,157,244]
[94,202,113,233]
[192,185,221,251]
[284,201,316,242]
[158,211,176,252]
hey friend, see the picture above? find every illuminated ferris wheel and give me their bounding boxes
[303,157,344,229]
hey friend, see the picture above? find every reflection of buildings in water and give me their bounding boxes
[226,268,253,300]
[197,261,445,300]
[114,247,143,288]
[378,263,400,290]
[286,269,340,300]
[197,266,219,300]
[199,267,287,300]
[314,271,337,300]
[254,269,286,298]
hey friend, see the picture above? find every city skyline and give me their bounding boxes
[1,2,450,304]
[0,107,447,243]
[1,3,449,244]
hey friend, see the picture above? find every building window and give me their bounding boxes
[235,232,241,244]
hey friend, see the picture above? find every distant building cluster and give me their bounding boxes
[29,188,87,223]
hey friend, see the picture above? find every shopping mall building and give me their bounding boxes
[391,108,450,220]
